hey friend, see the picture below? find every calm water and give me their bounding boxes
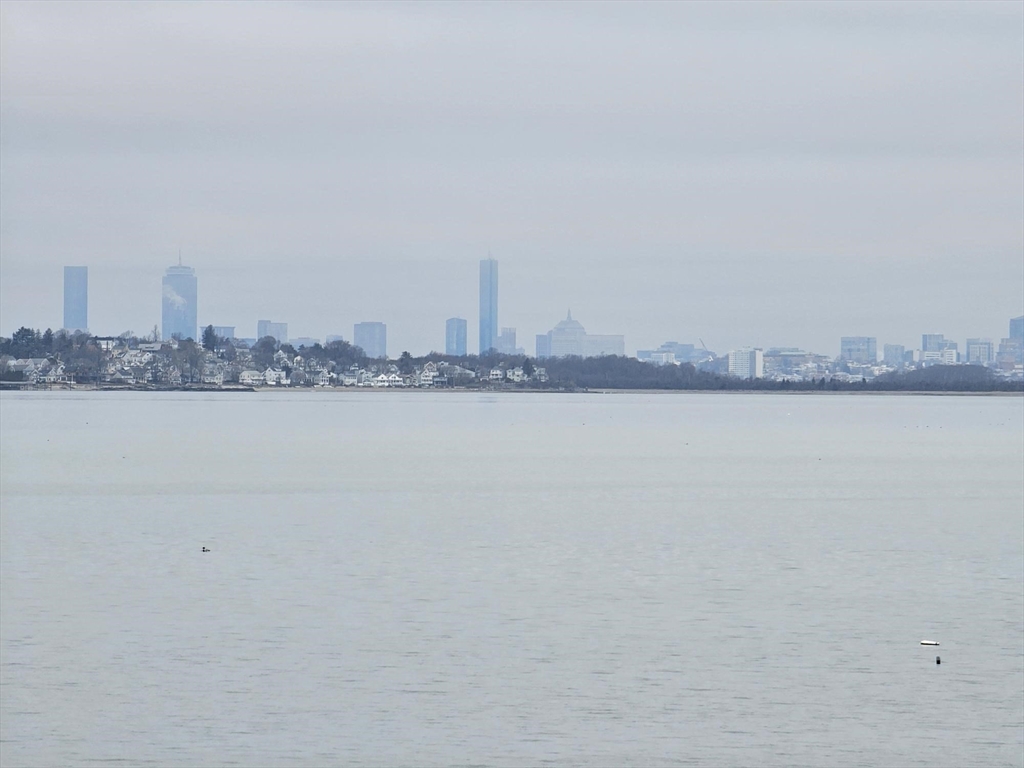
[1,391,1022,767]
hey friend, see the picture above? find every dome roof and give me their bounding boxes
[553,310,586,333]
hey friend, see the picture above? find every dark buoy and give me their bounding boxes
[936,656,941,665]
[202,547,210,552]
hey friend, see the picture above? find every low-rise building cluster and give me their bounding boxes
[636,319,1024,382]
[1,336,548,389]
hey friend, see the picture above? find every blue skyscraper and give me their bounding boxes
[162,262,198,341]
[446,317,467,356]
[536,333,551,359]
[354,322,387,359]
[479,257,498,354]
[63,266,88,332]
[257,320,288,344]
[1011,316,1024,343]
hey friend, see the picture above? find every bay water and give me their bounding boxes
[1,391,1022,766]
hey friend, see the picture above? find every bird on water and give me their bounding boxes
[202,547,210,552]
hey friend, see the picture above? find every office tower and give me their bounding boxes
[997,337,1023,365]
[536,334,551,359]
[965,338,994,365]
[212,326,235,339]
[883,344,905,367]
[162,262,198,341]
[446,318,467,356]
[63,266,88,332]
[496,327,517,355]
[257,320,288,343]
[1011,316,1024,344]
[727,348,764,379]
[354,322,387,358]
[840,336,877,364]
[479,258,498,354]
[920,333,957,364]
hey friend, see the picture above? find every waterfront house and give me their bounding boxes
[263,368,288,386]
[418,361,439,387]
[239,370,263,387]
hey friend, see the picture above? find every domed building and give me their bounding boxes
[536,311,625,359]
[548,311,588,357]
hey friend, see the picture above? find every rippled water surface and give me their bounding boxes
[2,391,1022,767]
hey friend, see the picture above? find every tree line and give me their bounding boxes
[2,326,1021,392]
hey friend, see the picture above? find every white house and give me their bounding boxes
[418,361,439,387]
[264,368,288,386]
[239,370,263,386]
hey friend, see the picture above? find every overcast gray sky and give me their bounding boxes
[1,0,1021,355]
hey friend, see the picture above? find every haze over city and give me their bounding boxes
[2,1,1022,355]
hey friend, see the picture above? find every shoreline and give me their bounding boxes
[1,384,1020,397]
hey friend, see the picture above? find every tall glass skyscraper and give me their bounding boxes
[479,258,498,354]
[63,266,88,332]
[446,317,467,356]
[162,263,198,341]
[257,320,288,343]
[354,322,387,359]
[1011,316,1024,343]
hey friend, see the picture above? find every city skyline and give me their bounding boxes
[2,2,1020,357]
[18,261,1024,362]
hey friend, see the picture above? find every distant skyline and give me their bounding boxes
[2,1,1022,353]
[9,260,1024,358]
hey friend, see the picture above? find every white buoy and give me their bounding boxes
[920,640,939,646]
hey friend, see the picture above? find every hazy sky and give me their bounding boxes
[2,0,1022,355]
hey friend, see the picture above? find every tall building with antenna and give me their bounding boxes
[479,257,498,354]
[162,254,197,341]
